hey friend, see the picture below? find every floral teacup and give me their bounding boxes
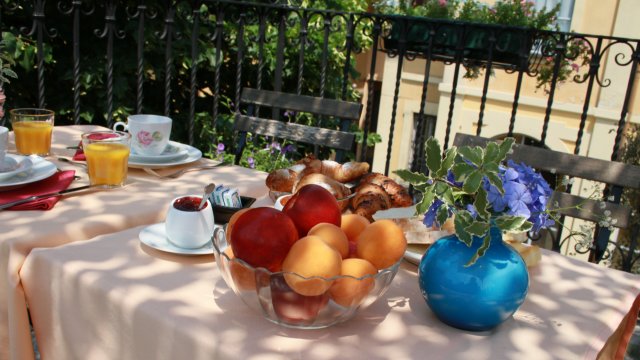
[114,114,172,156]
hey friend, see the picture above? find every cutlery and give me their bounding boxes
[198,183,216,210]
[57,157,87,167]
[0,185,97,210]
[143,162,229,179]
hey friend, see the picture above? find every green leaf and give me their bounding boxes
[497,137,516,162]
[494,215,529,232]
[458,145,484,167]
[464,220,490,237]
[434,182,455,205]
[485,171,504,194]
[436,205,450,227]
[462,170,483,194]
[425,138,442,174]
[452,162,475,182]
[474,186,490,218]
[465,234,491,267]
[394,169,429,185]
[454,211,474,246]
[483,142,500,164]
[415,187,435,215]
[436,147,457,178]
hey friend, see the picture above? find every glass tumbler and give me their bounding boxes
[10,108,55,156]
[81,131,131,188]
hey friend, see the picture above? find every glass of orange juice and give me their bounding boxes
[10,108,55,156]
[81,131,131,188]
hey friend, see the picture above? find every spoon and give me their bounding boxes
[198,183,216,210]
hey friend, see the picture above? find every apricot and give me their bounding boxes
[340,214,370,243]
[224,247,256,291]
[230,207,299,272]
[271,274,330,325]
[307,223,349,258]
[356,219,407,269]
[281,235,342,296]
[329,258,378,307]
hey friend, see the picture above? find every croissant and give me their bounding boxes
[351,183,392,221]
[293,173,352,211]
[320,160,370,183]
[265,168,298,193]
[359,172,412,208]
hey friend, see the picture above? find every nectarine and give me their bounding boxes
[356,219,407,269]
[329,258,377,307]
[307,223,349,258]
[283,184,341,237]
[281,235,342,296]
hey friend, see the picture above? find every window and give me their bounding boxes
[535,0,575,32]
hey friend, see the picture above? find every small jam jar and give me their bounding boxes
[165,195,215,248]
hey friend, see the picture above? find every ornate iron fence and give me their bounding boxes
[0,0,638,272]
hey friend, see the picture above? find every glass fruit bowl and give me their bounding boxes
[212,227,401,329]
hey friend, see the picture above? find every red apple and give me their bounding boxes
[230,207,299,272]
[270,274,330,325]
[282,184,342,237]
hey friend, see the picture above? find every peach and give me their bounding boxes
[283,184,342,237]
[356,219,407,269]
[307,223,349,258]
[329,258,378,307]
[281,235,342,296]
[230,207,299,272]
[225,207,250,244]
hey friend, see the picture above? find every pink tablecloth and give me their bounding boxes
[0,125,270,360]
[20,225,640,360]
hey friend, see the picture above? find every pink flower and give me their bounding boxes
[571,63,580,72]
[137,131,154,146]
[438,0,447,6]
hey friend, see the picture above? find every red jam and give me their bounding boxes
[173,196,207,211]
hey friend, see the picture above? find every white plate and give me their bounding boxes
[0,155,57,189]
[139,222,214,255]
[129,141,189,163]
[128,143,202,169]
[0,155,33,181]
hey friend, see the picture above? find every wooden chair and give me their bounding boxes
[233,88,363,164]
[453,133,640,271]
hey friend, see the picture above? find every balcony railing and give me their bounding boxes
[1,0,638,272]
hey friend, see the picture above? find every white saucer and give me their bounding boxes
[129,141,189,163]
[139,222,214,255]
[128,143,202,169]
[0,155,57,189]
[0,155,33,181]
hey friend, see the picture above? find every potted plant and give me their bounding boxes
[377,0,586,90]
[393,137,568,331]
[0,38,18,121]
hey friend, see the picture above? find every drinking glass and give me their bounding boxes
[10,108,55,156]
[81,131,131,188]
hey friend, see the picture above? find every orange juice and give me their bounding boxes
[13,121,53,155]
[84,142,130,187]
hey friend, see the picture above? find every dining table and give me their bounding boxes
[0,125,272,360]
[1,126,639,360]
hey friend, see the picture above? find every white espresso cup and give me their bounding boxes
[165,195,215,249]
[113,114,172,156]
[0,126,8,166]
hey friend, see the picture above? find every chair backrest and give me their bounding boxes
[233,88,363,164]
[453,133,640,268]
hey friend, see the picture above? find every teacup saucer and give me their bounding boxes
[0,155,33,181]
[129,141,189,163]
[138,222,214,255]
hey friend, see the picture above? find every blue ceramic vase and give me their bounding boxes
[418,225,529,331]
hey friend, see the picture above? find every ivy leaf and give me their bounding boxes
[465,234,491,267]
[425,138,442,175]
[483,142,500,164]
[474,186,490,218]
[434,182,455,205]
[454,211,474,246]
[485,171,504,194]
[464,220,490,237]
[497,137,516,162]
[394,169,429,185]
[415,186,435,215]
[458,145,484,167]
[436,205,450,227]
[436,147,457,178]
[462,170,483,194]
[494,215,530,232]
[452,162,475,182]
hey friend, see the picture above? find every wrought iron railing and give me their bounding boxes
[1,0,638,272]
